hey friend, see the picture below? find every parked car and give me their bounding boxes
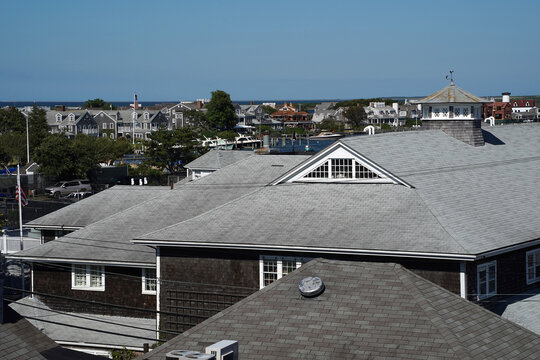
[45,179,91,198]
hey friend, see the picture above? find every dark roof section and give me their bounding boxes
[142,259,540,359]
[1,305,101,360]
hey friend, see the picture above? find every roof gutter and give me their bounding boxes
[23,224,84,231]
[131,240,476,261]
[57,341,145,352]
[4,255,155,268]
[474,238,540,260]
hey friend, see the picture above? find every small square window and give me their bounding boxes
[260,256,308,289]
[526,249,540,284]
[72,264,105,291]
[142,268,157,294]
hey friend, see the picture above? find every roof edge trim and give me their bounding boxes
[4,256,155,268]
[131,241,475,261]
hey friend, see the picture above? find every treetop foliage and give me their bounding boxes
[82,98,116,110]
[205,90,237,131]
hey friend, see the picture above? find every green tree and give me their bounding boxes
[82,98,116,110]
[183,109,208,129]
[0,107,25,133]
[95,137,133,165]
[343,106,366,128]
[0,147,10,167]
[261,105,277,115]
[35,134,78,179]
[27,105,51,157]
[144,127,202,174]
[0,133,26,163]
[206,90,237,131]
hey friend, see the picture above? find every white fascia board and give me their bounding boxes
[132,240,475,261]
[23,224,84,231]
[57,341,144,352]
[474,238,540,260]
[4,256,155,268]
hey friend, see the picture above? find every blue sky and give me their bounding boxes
[1,0,538,101]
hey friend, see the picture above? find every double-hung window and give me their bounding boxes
[526,249,540,284]
[260,256,308,289]
[477,261,496,300]
[142,268,157,294]
[72,264,105,291]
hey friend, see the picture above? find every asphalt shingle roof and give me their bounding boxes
[11,155,308,264]
[1,306,101,360]
[142,259,540,359]
[184,149,254,171]
[26,186,170,229]
[138,125,540,256]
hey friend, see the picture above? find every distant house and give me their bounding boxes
[270,102,311,129]
[46,111,95,138]
[142,259,540,359]
[311,102,345,124]
[512,99,535,113]
[363,102,405,126]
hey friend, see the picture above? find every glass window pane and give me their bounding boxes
[74,265,86,287]
[263,259,278,286]
[145,269,157,291]
[282,260,297,276]
[89,266,103,287]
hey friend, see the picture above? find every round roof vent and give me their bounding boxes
[298,276,325,298]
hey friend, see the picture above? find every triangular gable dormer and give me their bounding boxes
[271,142,412,187]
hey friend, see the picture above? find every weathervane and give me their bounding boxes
[446,70,454,85]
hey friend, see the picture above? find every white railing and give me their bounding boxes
[1,234,41,254]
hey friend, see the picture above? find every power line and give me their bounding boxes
[3,297,178,336]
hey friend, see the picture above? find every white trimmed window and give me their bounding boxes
[526,249,540,284]
[477,261,496,300]
[303,158,381,180]
[259,256,308,289]
[142,268,157,294]
[72,264,105,291]
[102,123,107,129]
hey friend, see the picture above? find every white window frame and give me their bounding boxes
[526,248,540,285]
[142,268,157,295]
[259,255,309,289]
[476,261,496,300]
[71,264,105,291]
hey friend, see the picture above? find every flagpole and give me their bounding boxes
[17,164,24,294]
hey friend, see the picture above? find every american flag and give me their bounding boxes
[15,185,28,207]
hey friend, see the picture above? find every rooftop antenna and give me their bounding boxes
[446,70,454,85]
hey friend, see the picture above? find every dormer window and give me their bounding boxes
[526,102,530,107]
[303,159,381,180]
[132,112,137,120]
[143,112,150,120]
[56,113,62,123]
[68,113,75,122]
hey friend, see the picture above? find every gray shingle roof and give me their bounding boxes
[414,83,490,104]
[184,149,254,171]
[1,306,101,360]
[11,155,308,265]
[10,297,156,349]
[26,186,170,229]
[142,259,540,359]
[138,125,540,257]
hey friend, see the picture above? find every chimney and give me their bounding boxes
[250,101,254,105]
[502,92,511,103]
[392,103,399,112]
[197,100,203,109]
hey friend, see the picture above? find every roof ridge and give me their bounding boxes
[394,264,472,359]
[412,189,471,254]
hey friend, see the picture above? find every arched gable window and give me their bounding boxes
[68,113,75,122]
[56,113,62,122]
[143,112,150,120]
